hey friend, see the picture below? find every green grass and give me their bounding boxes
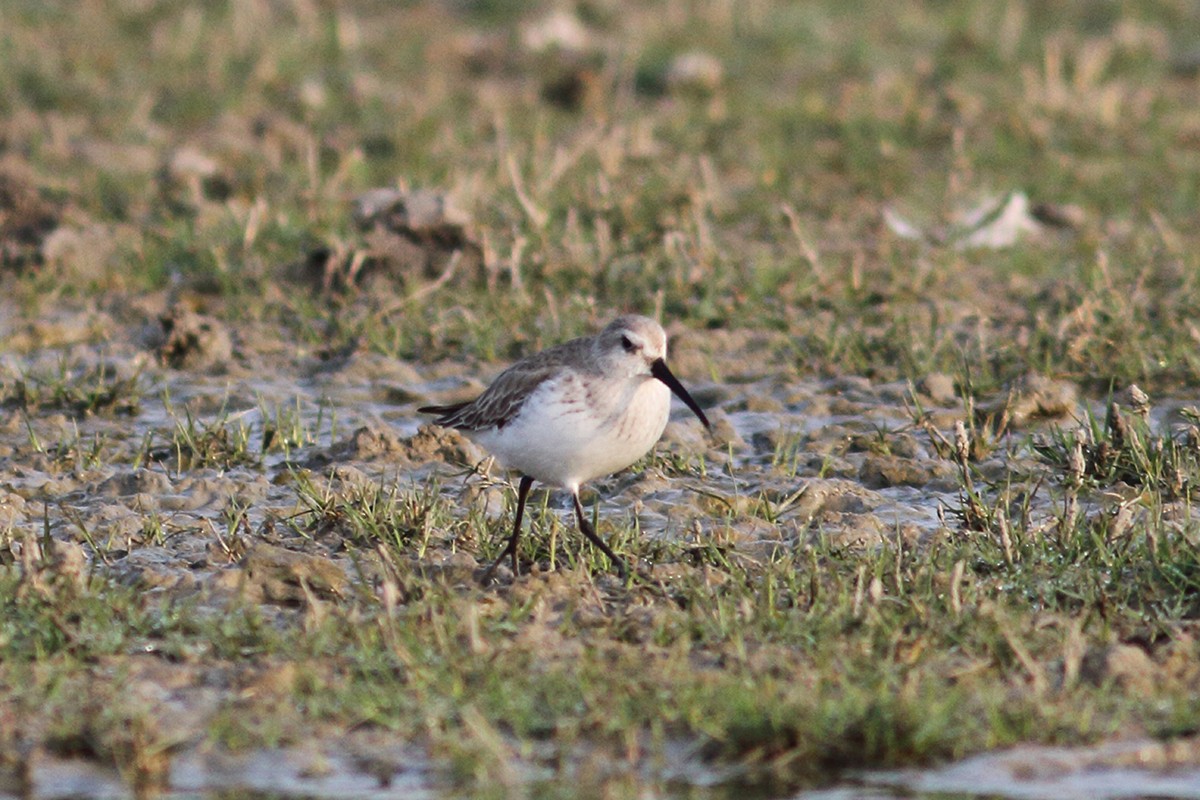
[1,0,1199,795]
[3,467,1196,790]
[0,359,141,417]
[2,0,1197,384]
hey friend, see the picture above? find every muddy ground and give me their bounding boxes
[2,295,1199,797]
[2,1,1200,798]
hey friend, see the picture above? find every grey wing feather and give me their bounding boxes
[428,367,557,430]
[416,400,470,419]
[418,337,589,432]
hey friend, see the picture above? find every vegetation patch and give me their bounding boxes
[0,0,1198,796]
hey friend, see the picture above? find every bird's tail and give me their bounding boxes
[417,401,471,426]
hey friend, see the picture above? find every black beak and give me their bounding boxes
[650,358,711,430]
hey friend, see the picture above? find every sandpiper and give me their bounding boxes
[419,315,710,580]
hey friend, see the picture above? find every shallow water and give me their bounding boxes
[854,737,1200,800]
[10,738,1200,799]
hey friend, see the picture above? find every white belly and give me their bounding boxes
[471,374,671,490]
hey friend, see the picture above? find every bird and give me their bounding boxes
[418,314,711,580]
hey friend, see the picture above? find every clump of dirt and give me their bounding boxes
[0,171,63,270]
[304,188,483,292]
[979,372,1078,431]
[400,423,483,465]
[10,530,90,596]
[154,304,234,370]
[1078,644,1157,693]
[310,424,482,470]
[859,452,955,489]
[158,146,234,211]
[233,542,349,605]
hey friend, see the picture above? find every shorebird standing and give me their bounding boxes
[418,315,710,580]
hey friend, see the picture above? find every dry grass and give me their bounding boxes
[1,0,1199,795]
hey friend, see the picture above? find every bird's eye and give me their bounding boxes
[620,335,638,353]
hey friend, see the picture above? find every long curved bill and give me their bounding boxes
[650,358,711,430]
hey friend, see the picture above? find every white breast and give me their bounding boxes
[471,372,671,490]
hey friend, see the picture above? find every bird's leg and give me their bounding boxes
[572,491,627,578]
[482,475,534,582]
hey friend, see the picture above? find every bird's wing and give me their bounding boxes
[418,365,562,431]
[418,337,591,431]
[416,400,471,417]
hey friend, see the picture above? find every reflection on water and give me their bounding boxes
[11,738,1200,799]
[858,738,1200,800]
